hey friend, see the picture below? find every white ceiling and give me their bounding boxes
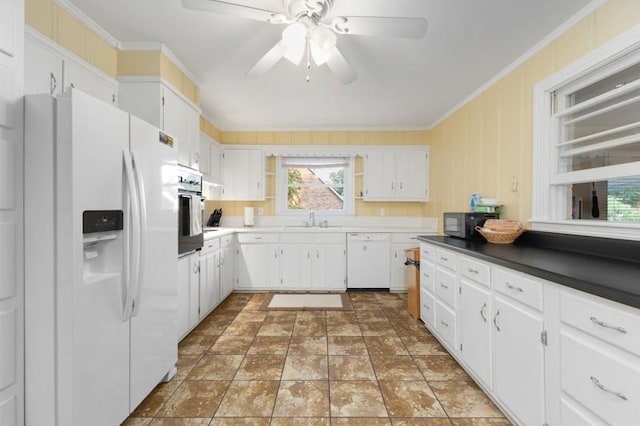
[69,0,593,130]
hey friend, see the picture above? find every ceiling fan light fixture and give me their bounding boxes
[310,42,331,66]
[281,22,307,65]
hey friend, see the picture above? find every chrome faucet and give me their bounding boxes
[309,211,316,227]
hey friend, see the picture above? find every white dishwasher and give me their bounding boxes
[347,233,391,289]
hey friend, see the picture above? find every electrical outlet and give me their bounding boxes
[257,207,264,216]
[511,177,518,192]
[379,208,385,216]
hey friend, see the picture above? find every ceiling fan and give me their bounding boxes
[181,0,428,84]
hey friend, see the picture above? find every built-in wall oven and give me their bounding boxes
[177,166,204,255]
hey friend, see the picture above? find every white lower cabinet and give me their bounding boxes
[435,301,457,351]
[493,295,546,426]
[459,280,492,387]
[199,242,220,320]
[219,237,235,300]
[177,252,200,340]
[236,233,346,291]
[420,288,435,329]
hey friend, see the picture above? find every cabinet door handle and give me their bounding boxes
[480,302,487,323]
[468,268,479,275]
[50,72,57,94]
[590,316,627,334]
[505,282,524,293]
[440,256,448,262]
[193,264,199,274]
[493,309,500,332]
[440,320,449,327]
[307,251,310,259]
[316,250,319,259]
[440,283,449,290]
[590,376,628,401]
[275,250,278,258]
[399,182,403,189]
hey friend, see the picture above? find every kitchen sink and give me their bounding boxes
[284,225,342,230]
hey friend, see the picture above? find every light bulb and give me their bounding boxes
[281,22,307,65]
[311,26,337,52]
[310,42,331,66]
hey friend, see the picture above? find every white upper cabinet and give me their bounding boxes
[119,81,200,170]
[221,149,265,201]
[24,33,117,105]
[199,132,222,182]
[363,147,429,201]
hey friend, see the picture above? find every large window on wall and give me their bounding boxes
[276,156,353,215]
[533,30,640,237]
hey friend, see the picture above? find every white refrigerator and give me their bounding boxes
[24,89,178,426]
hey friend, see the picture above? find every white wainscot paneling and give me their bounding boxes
[0,65,14,128]
[0,396,17,426]
[0,309,17,390]
[0,223,15,300]
[0,140,14,210]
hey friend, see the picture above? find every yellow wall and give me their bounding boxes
[25,0,117,77]
[200,116,223,142]
[426,0,640,231]
[208,130,433,217]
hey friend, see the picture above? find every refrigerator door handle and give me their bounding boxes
[131,151,147,317]
[123,149,140,321]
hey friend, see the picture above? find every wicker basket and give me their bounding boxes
[483,219,522,232]
[475,226,524,244]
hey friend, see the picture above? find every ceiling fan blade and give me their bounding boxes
[326,47,357,85]
[330,16,428,39]
[245,42,285,78]
[181,0,286,23]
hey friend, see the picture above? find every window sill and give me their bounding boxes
[530,219,640,241]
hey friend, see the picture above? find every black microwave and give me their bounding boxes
[443,212,498,239]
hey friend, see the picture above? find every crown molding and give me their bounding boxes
[119,41,201,87]
[52,0,120,48]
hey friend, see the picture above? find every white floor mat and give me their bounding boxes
[267,294,345,309]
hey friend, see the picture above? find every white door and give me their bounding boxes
[238,244,278,288]
[59,90,130,426]
[129,116,178,411]
[24,37,62,95]
[220,245,235,299]
[396,149,428,200]
[493,296,546,426]
[280,244,311,289]
[189,254,200,327]
[221,149,241,200]
[364,151,395,199]
[162,87,188,166]
[199,250,216,317]
[313,244,346,290]
[63,60,117,105]
[460,280,492,387]
[210,140,222,181]
[199,133,211,176]
[0,1,22,423]
[177,256,190,339]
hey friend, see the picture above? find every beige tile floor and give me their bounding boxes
[123,292,512,426]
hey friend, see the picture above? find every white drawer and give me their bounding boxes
[420,262,435,294]
[420,243,435,263]
[561,331,640,426]
[493,267,543,311]
[435,301,456,350]
[561,290,640,356]
[560,396,606,426]
[201,238,220,253]
[435,248,457,271]
[459,255,490,287]
[237,233,279,244]
[313,233,345,244]
[220,234,234,248]
[391,233,419,244]
[435,267,456,309]
[280,233,313,244]
[420,288,435,330]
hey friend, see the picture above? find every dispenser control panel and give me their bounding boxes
[83,210,124,234]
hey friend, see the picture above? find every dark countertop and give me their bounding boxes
[418,232,640,310]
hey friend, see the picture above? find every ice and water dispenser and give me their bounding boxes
[82,210,124,283]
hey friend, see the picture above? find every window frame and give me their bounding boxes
[275,156,355,216]
[532,26,640,240]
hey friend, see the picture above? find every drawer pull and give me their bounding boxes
[505,282,524,293]
[440,320,449,327]
[468,268,479,275]
[440,283,449,290]
[423,304,430,310]
[480,302,487,323]
[590,316,627,334]
[440,256,448,261]
[590,376,628,401]
[493,309,501,332]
